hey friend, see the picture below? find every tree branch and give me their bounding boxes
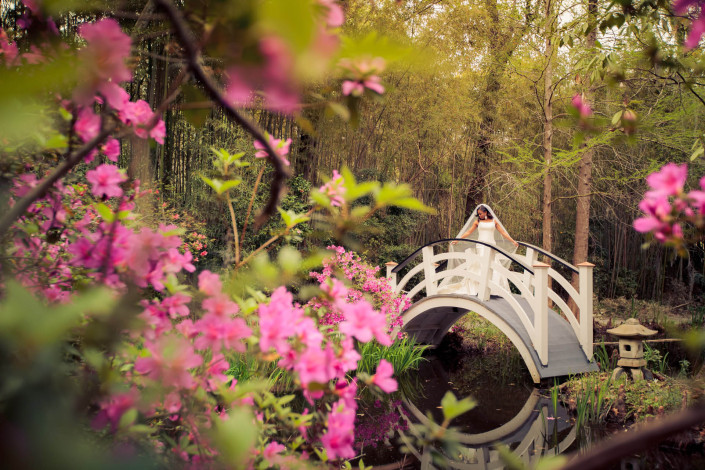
[154,0,292,229]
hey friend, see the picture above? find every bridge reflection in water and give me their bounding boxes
[397,358,575,470]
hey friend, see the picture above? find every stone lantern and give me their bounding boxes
[607,318,657,381]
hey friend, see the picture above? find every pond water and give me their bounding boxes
[353,350,705,469]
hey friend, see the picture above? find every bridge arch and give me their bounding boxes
[386,238,598,382]
[395,294,543,383]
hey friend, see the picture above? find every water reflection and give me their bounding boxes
[402,358,574,469]
[355,356,575,469]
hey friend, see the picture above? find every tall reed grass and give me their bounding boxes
[573,374,614,430]
[356,335,428,375]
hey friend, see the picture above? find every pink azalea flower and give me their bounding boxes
[645,163,687,197]
[294,344,336,387]
[338,299,392,346]
[176,319,198,339]
[161,293,191,318]
[74,108,101,143]
[674,0,705,49]
[320,401,356,460]
[263,441,286,459]
[198,270,222,296]
[253,134,292,166]
[571,94,592,118]
[193,313,251,352]
[135,336,203,389]
[75,19,132,106]
[202,293,239,317]
[206,352,230,391]
[371,359,398,393]
[0,30,18,66]
[86,164,127,199]
[318,0,344,27]
[102,137,120,161]
[92,389,139,432]
[319,170,346,206]
[342,80,364,96]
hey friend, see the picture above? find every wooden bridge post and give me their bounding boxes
[533,262,550,366]
[385,262,398,292]
[577,262,595,359]
[421,246,437,296]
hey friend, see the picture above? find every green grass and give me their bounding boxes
[356,335,428,375]
[227,353,295,391]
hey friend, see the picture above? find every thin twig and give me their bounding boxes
[154,0,292,230]
[226,196,240,265]
[240,166,265,255]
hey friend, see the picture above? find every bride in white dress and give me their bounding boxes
[441,205,518,295]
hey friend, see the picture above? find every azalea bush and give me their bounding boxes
[0,1,457,468]
[308,245,409,333]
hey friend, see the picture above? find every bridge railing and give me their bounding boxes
[386,239,594,363]
[517,242,593,359]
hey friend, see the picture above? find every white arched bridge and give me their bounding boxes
[386,240,598,383]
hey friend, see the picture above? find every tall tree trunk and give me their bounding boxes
[463,0,534,218]
[571,0,598,315]
[542,0,555,255]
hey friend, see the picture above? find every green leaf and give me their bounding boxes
[327,102,351,121]
[611,110,623,126]
[496,443,528,470]
[259,0,315,53]
[211,408,257,466]
[200,175,241,195]
[440,391,476,422]
[535,455,568,470]
[351,205,371,218]
[278,208,310,229]
[45,134,68,150]
[118,408,138,430]
[95,203,114,222]
[277,246,302,272]
[390,197,436,214]
[310,189,331,208]
[690,146,704,161]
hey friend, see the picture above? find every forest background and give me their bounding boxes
[4,0,704,304]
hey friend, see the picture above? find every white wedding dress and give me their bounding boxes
[438,205,516,296]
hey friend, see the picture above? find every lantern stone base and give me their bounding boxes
[611,366,653,382]
[617,358,647,368]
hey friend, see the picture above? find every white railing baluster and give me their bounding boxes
[385,261,398,292]
[523,247,538,292]
[477,247,494,301]
[422,246,437,296]
[577,262,595,359]
[533,262,550,366]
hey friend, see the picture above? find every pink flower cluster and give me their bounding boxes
[571,94,592,118]
[254,134,292,166]
[72,19,165,165]
[309,246,409,334]
[319,170,346,206]
[633,163,705,242]
[673,0,705,49]
[339,57,386,97]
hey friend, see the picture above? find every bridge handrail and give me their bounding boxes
[391,238,534,275]
[518,242,578,274]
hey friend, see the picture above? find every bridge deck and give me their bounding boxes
[404,293,598,379]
